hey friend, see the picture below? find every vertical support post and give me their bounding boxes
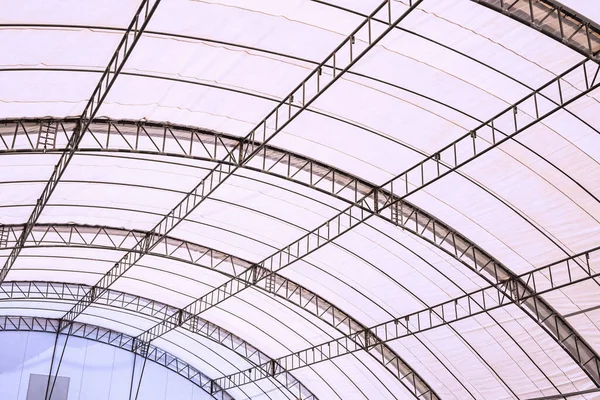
[45,324,70,400]
[129,351,148,400]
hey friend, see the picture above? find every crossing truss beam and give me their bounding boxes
[0,316,233,400]
[58,0,425,335]
[0,281,315,400]
[43,3,434,398]
[134,57,600,386]
[0,0,162,283]
[212,246,600,391]
[0,223,426,399]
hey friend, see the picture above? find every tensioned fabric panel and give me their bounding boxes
[0,154,59,224]
[2,0,600,398]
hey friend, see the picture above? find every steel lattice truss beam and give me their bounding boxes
[0,0,162,283]
[0,224,253,276]
[0,0,596,396]
[59,0,424,332]
[4,122,599,394]
[0,1,595,398]
[5,62,595,388]
[134,56,600,383]
[0,281,315,400]
[0,223,422,399]
[475,0,600,61]
[0,316,232,400]
[1,58,599,387]
[212,246,600,391]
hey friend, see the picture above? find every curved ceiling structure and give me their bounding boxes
[1,0,600,399]
[0,315,231,399]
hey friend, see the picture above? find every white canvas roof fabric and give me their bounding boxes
[1,0,600,399]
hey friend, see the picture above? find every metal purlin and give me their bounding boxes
[0,316,233,400]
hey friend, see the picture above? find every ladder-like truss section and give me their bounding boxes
[0,316,233,400]
[213,246,600,391]
[53,5,438,399]
[35,120,57,152]
[475,0,600,60]
[136,57,600,350]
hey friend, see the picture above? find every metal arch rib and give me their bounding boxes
[1,0,596,396]
[211,246,600,390]
[46,2,433,397]
[55,0,425,351]
[1,1,598,390]
[3,99,600,387]
[0,315,233,400]
[0,281,315,400]
[0,223,426,399]
[132,57,600,387]
[474,0,600,61]
[0,0,162,283]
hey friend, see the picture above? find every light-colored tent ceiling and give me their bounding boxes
[1,0,600,399]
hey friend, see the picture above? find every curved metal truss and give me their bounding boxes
[128,58,600,387]
[0,223,422,399]
[214,245,600,390]
[0,0,598,397]
[475,0,600,61]
[0,315,232,400]
[0,0,162,283]
[2,101,600,385]
[0,281,315,400]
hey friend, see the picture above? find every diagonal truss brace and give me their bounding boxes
[60,0,424,328]
[0,316,233,400]
[136,57,600,359]
[0,281,316,400]
[0,0,162,283]
[213,246,600,391]
[0,223,431,399]
[61,0,424,348]
[132,0,426,342]
[474,0,600,61]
